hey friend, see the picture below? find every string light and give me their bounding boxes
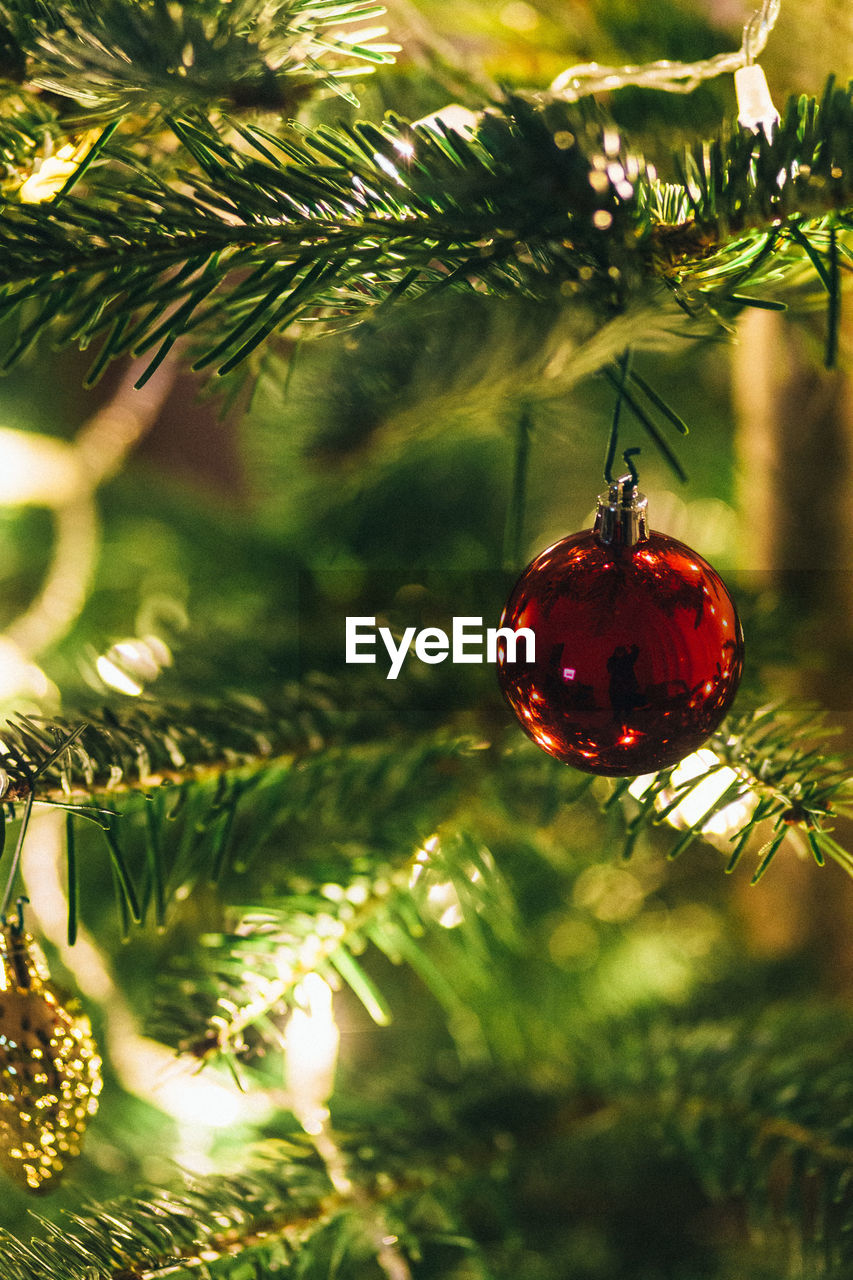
[549,0,780,100]
[283,974,340,1136]
[409,834,471,929]
[630,749,758,844]
[734,63,779,138]
[280,972,412,1279]
[95,635,173,697]
[412,6,782,167]
[17,134,98,204]
[413,104,480,135]
[0,362,174,705]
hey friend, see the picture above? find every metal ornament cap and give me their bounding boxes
[0,922,102,1192]
[594,475,649,547]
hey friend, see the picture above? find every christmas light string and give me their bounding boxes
[0,360,176,707]
[283,976,413,1280]
[548,0,781,100]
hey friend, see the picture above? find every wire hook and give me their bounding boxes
[622,448,641,486]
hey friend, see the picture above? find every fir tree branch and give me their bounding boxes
[619,702,853,875]
[7,1002,853,1278]
[154,829,517,1064]
[0,1149,337,1279]
[0,85,850,383]
[4,694,851,918]
[0,1140,479,1280]
[575,1005,853,1271]
[45,724,485,937]
[0,0,396,118]
[0,677,399,804]
[0,90,65,189]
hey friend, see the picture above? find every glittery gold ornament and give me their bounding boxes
[0,917,102,1192]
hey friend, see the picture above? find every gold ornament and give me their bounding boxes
[0,917,102,1192]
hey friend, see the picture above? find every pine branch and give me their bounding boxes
[0,85,851,384]
[0,1123,492,1280]
[617,702,853,876]
[0,677,399,805]
[0,0,396,118]
[7,692,851,943]
[8,1002,851,1278]
[11,708,488,937]
[154,829,518,1063]
[575,1004,853,1273]
[0,1147,337,1279]
[0,90,64,185]
[68,1003,853,1280]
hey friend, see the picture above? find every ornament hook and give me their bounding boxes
[622,447,641,487]
[603,350,632,485]
[9,895,28,935]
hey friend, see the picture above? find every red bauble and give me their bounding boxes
[497,480,744,776]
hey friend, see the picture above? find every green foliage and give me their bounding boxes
[9,999,853,1279]
[1,690,850,941]
[573,1003,853,1276]
[0,0,396,117]
[0,83,849,393]
[614,702,853,873]
[0,99,649,383]
[0,678,395,802]
[153,828,518,1063]
[0,1146,334,1278]
[0,91,63,183]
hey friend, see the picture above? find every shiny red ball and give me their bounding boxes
[497,530,744,776]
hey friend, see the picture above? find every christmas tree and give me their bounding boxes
[0,0,850,1275]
